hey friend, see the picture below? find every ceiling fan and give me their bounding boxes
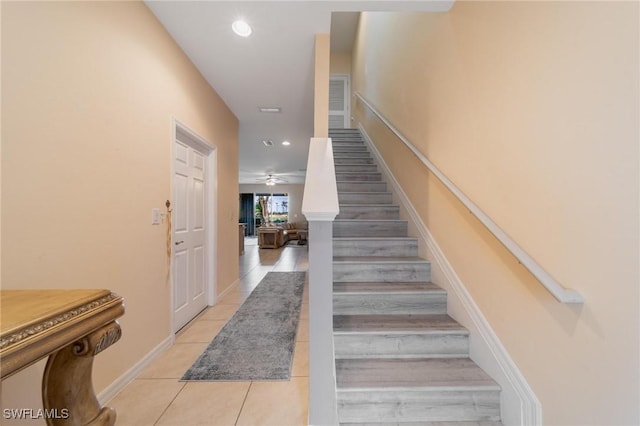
[256,174,288,186]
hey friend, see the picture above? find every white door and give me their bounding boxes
[329,74,350,129]
[173,138,208,331]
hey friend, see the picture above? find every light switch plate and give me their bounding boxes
[151,208,161,225]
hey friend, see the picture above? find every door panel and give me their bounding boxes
[174,250,188,309]
[173,139,208,331]
[193,246,205,298]
[193,179,204,230]
[329,75,350,128]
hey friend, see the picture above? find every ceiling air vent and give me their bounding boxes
[262,140,274,147]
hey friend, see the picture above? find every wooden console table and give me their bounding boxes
[0,289,125,425]
[257,227,281,249]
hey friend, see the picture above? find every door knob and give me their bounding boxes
[175,240,185,245]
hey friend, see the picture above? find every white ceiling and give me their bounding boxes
[145,1,454,185]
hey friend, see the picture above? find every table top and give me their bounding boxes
[258,227,280,233]
[1,289,113,336]
[1,289,124,379]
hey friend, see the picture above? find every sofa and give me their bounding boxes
[282,222,307,241]
[257,222,307,248]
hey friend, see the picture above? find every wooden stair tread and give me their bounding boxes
[334,219,407,223]
[331,128,502,423]
[334,314,467,334]
[333,237,417,241]
[336,358,499,391]
[340,421,503,426]
[337,192,392,195]
[339,204,399,207]
[334,282,442,293]
[334,256,428,263]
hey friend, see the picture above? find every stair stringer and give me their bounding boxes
[359,124,542,426]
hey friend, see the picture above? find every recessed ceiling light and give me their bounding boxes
[232,20,252,37]
[282,141,291,146]
[259,107,281,113]
[262,140,273,147]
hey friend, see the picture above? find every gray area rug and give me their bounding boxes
[181,271,306,381]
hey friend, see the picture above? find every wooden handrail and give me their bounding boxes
[354,92,584,304]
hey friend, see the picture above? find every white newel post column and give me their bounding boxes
[303,137,339,426]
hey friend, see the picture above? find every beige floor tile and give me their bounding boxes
[236,377,308,426]
[291,341,309,377]
[296,320,309,342]
[199,303,239,320]
[101,240,310,426]
[257,252,280,266]
[238,279,261,294]
[218,290,249,305]
[295,260,309,272]
[138,343,208,379]
[272,262,297,272]
[156,382,250,426]
[175,320,226,344]
[107,379,184,426]
[241,267,270,284]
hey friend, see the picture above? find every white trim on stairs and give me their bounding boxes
[359,124,542,426]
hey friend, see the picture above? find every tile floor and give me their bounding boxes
[107,238,309,426]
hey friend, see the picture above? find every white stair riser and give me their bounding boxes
[333,293,445,315]
[335,165,379,173]
[332,140,365,145]
[334,333,469,358]
[333,145,365,150]
[338,192,392,204]
[333,239,417,257]
[337,390,501,423]
[334,152,373,159]
[337,206,400,220]
[334,263,431,283]
[333,221,407,238]
[334,157,373,165]
[334,146,369,152]
[337,182,387,192]
[335,173,382,182]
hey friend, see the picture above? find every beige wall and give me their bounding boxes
[1,1,239,417]
[330,52,352,75]
[314,34,330,137]
[352,3,639,426]
[239,184,306,226]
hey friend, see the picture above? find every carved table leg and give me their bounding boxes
[42,321,122,426]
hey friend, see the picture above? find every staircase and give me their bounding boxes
[330,128,502,425]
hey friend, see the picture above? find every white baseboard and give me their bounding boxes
[359,124,542,426]
[95,277,241,406]
[216,278,240,302]
[98,334,174,405]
